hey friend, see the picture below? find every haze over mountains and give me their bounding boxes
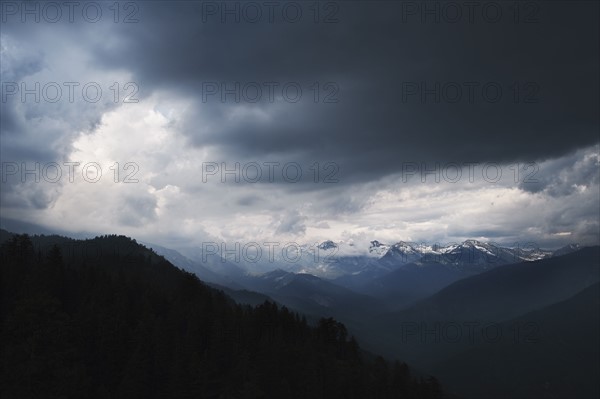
[2,227,597,398]
[143,236,583,312]
[149,236,576,280]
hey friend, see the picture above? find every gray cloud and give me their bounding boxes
[85,1,599,185]
[0,0,598,249]
[117,193,158,227]
[274,209,308,236]
[518,147,599,196]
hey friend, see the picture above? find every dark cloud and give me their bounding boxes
[2,1,598,187]
[82,0,600,186]
[518,147,599,196]
[0,0,598,248]
[235,194,262,207]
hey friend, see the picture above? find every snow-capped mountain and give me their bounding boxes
[322,239,562,286]
[255,239,565,279]
[374,239,555,269]
[378,241,423,267]
[152,237,572,285]
[317,240,338,251]
[145,236,587,316]
[368,240,390,257]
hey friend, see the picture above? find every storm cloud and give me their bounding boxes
[0,0,598,250]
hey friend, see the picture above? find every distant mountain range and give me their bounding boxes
[249,238,579,281]
[369,246,600,372]
[330,240,581,308]
[124,236,588,316]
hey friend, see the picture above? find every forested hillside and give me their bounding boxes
[0,233,443,399]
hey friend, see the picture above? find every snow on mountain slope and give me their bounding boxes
[150,238,567,285]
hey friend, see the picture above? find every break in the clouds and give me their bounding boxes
[0,1,598,252]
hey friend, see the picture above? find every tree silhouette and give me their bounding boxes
[0,233,445,398]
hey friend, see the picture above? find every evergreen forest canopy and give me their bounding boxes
[0,233,444,398]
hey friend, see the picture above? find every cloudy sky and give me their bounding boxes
[1,0,598,252]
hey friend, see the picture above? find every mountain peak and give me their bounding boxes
[390,241,419,252]
[368,240,390,257]
[317,240,338,250]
